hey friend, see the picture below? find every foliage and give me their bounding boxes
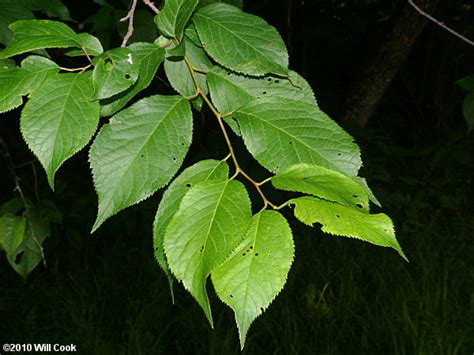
[0,0,407,347]
[457,74,474,132]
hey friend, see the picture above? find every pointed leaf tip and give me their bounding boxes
[212,210,294,347]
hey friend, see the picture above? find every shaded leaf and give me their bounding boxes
[153,159,229,294]
[20,72,99,188]
[155,0,199,40]
[290,196,407,261]
[164,180,252,326]
[100,42,165,117]
[457,74,474,92]
[272,163,369,212]
[0,213,26,255]
[90,95,193,232]
[6,206,50,278]
[234,97,361,176]
[463,92,474,132]
[193,3,288,76]
[212,210,294,349]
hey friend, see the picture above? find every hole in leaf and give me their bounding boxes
[185,183,192,188]
[172,157,177,161]
[199,246,204,252]
[181,142,185,146]
[275,79,280,83]
[289,141,292,145]
[260,307,264,313]
[140,154,144,158]
[336,214,340,218]
[125,73,131,79]
[242,253,246,256]
[267,78,272,82]
[255,253,259,256]
[227,72,231,76]
[230,294,233,298]
[353,194,358,198]
[250,246,253,249]
[356,203,363,208]
[262,91,267,95]
[337,153,341,156]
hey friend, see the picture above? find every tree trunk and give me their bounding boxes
[344,0,439,127]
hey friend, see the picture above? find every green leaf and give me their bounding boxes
[99,42,165,117]
[28,0,72,21]
[6,205,50,278]
[193,3,288,76]
[234,97,361,176]
[0,214,26,255]
[463,92,474,132]
[0,59,16,72]
[0,55,59,113]
[198,0,243,9]
[153,159,229,294]
[290,196,407,261]
[75,33,103,56]
[272,163,370,212]
[457,74,474,92]
[184,23,202,47]
[90,95,193,232]
[92,47,140,100]
[353,176,381,207]
[211,210,294,349]
[164,180,252,326]
[0,2,34,46]
[0,197,24,216]
[154,0,199,40]
[20,72,99,189]
[164,36,213,110]
[0,19,101,59]
[208,66,316,115]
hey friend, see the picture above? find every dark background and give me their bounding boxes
[1,0,473,353]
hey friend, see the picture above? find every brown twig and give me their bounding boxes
[0,138,47,267]
[408,0,474,46]
[143,0,160,14]
[120,0,138,48]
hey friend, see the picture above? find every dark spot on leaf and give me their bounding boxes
[255,253,259,256]
[199,246,204,252]
[242,253,246,256]
[227,71,231,76]
[181,142,185,146]
[267,78,272,82]
[262,91,267,95]
[356,203,363,208]
[260,307,264,312]
[336,214,340,218]
[289,141,292,145]
[140,154,144,158]
[275,79,280,83]
[230,294,233,298]
[125,73,131,79]
[250,246,253,249]
[185,183,192,188]
[353,194,358,198]
[172,157,177,161]
[337,153,341,156]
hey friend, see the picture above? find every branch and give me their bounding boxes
[120,0,138,48]
[0,138,47,267]
[408,0,474,46]
[143,0,160,14]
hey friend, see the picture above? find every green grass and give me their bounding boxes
[1,132,473,354]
